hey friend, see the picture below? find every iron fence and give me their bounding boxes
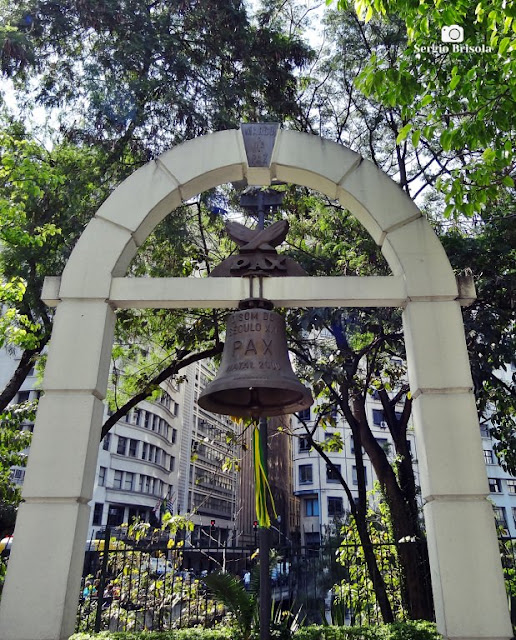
[76,527,433,633]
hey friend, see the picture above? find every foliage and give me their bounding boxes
[327,0,516,219]
[69,620,441,640]
[70,630,233,640]
[0,116,118,415]
[2,0,313,154]
[203,572,256,640]
[76,517,224,633]
[203,569,303,640]
[0,0,313,419]
[0,401,34,504]
[332,502,406,625]
[0,120,105,351]
[294,621,440,640]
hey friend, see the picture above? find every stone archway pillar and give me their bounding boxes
[0,299,115,640]
[403,300,511,638]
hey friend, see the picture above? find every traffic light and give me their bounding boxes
[253,520,258,531]
[210,519,216,527]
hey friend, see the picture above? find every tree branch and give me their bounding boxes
[0,339,49,414]
[100,343,223,439]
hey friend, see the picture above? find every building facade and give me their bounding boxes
[3,346,516,543]
[292,372,516,545]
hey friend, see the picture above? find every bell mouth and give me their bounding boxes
[198,381,313,418]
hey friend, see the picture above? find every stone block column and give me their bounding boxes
[403,300,512,640]
[0,299,115,640]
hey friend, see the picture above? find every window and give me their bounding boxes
[103,433,111,451]
[305,497,319,517]
[372,409,385,426]
[480,424,490,438]
[128,439,138,457]
[352,465,368,486]
[299,436,310,452]
[297,407,311,421]
[326,464,341,483]
[172,428,177,444]
[305,531,320,550]
[117,436,127,455]
[107,505,125,526]
[373,409,401,427]
[17,390,30,403]
[113,470,123,489]
[144,412,153,430]
[92,503,103,526]
[489,478,502,493]
[508,480,516,494]
[328,497,344,517]
[299,464,313,484]
[350,437,365,455]
[141,443,148,460]
[513,507,516,526]
[170,456,175,472]
[98,466,107,487]
[133,408,142,426]
[494,506,508,527]
[484,450,495,465]
[173,402,179,416]
[10,468,25,485]
[124,472,134,491]
[375,437,389,453]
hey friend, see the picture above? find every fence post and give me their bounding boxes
[94,526,111,633]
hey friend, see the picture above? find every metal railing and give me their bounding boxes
[76,527,433,633]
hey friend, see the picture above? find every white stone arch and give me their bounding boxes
[0,128,511,640]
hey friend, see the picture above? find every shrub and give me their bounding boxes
[293,621,440,640]
[70,629,233,640]
[69,621,441,640]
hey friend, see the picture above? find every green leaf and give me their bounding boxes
[482,148,497,162]
[411,130,421,147]
[396,123,412,144]
[502,175,515,187]
[440,128,454,151]
[499,37,511,55]
[449,75,461,91]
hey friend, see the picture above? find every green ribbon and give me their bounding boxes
[253,425,277,528]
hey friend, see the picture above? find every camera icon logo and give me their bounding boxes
[441,25,464,43]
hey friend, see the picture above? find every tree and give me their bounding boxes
[2,0,312,156]
[0,118,119,413]
[0,0,313,412]
[0,0,313,539]
[328,0,516,219]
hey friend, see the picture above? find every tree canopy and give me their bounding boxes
[328,0,516,218]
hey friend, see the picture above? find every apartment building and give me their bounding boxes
[292,373,516,544]
[3,346,516,543]
[1,348,239,542]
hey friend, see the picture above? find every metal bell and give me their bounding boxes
[198,307,313,417]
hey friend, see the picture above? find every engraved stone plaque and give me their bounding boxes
[241,123,279,167]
